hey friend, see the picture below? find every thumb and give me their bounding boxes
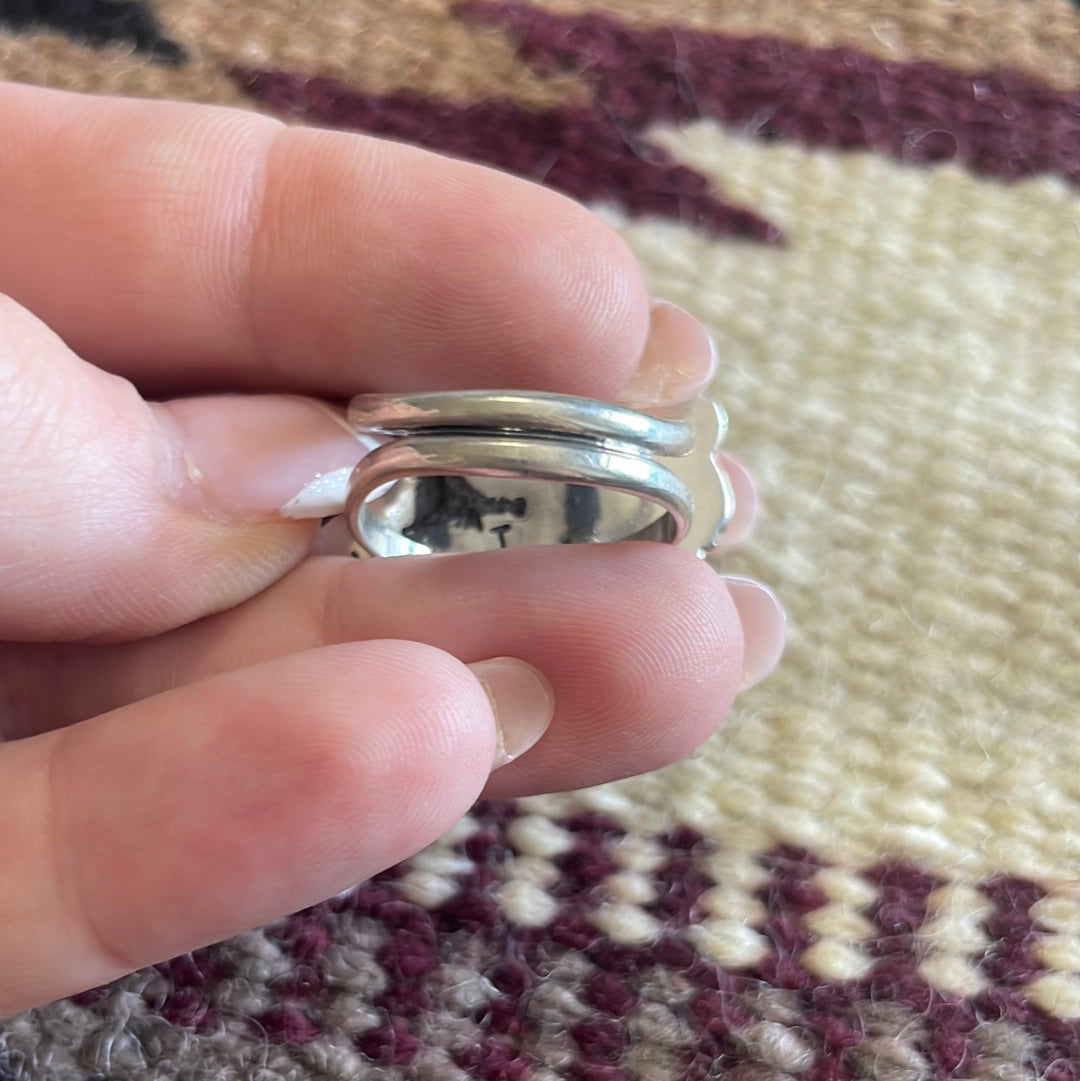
[0,641,554,1016]
[0,294,366,640]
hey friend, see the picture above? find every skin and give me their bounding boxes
[0,82,767,1017]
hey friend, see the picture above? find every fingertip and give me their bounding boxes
[507,196,652,398]
[255,127,652,397]
[480,544,746,796]
[409,164,653,398]
[628,546,746,752]
[266,640,498,823]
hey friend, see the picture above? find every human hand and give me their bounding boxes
[0,82,784,1015]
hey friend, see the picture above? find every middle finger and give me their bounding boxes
[0,545,781,795]
[0,82,650,399]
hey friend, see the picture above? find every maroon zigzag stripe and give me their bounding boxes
[458,1,1080,187]
[230,66,780,243]
[233,2,1080,249]
[70,802,1080,1080]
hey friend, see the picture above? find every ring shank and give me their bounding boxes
[345,434,693,558]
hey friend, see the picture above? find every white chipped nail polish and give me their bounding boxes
[159,394,375,523]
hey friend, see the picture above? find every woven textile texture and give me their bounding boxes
[3,1,1080,1077]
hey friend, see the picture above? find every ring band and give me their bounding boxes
[343,391,734,558]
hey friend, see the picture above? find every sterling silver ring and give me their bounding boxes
[339,391,734,559]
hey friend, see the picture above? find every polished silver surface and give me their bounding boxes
[347,390,698,455]
[344,391,734,558]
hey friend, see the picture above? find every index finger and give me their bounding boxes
[0,81,650,398]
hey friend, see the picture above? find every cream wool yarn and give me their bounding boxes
[2,0,1078,1077]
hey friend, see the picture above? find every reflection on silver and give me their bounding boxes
[344,391,734,558]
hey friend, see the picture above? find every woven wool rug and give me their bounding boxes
[3,1,1080,1078]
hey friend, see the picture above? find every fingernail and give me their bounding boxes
[468,657,555,769]
[158,394,374,522]
[720,576,786,690]
[711,453,759,550]
[620,299,718,407]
